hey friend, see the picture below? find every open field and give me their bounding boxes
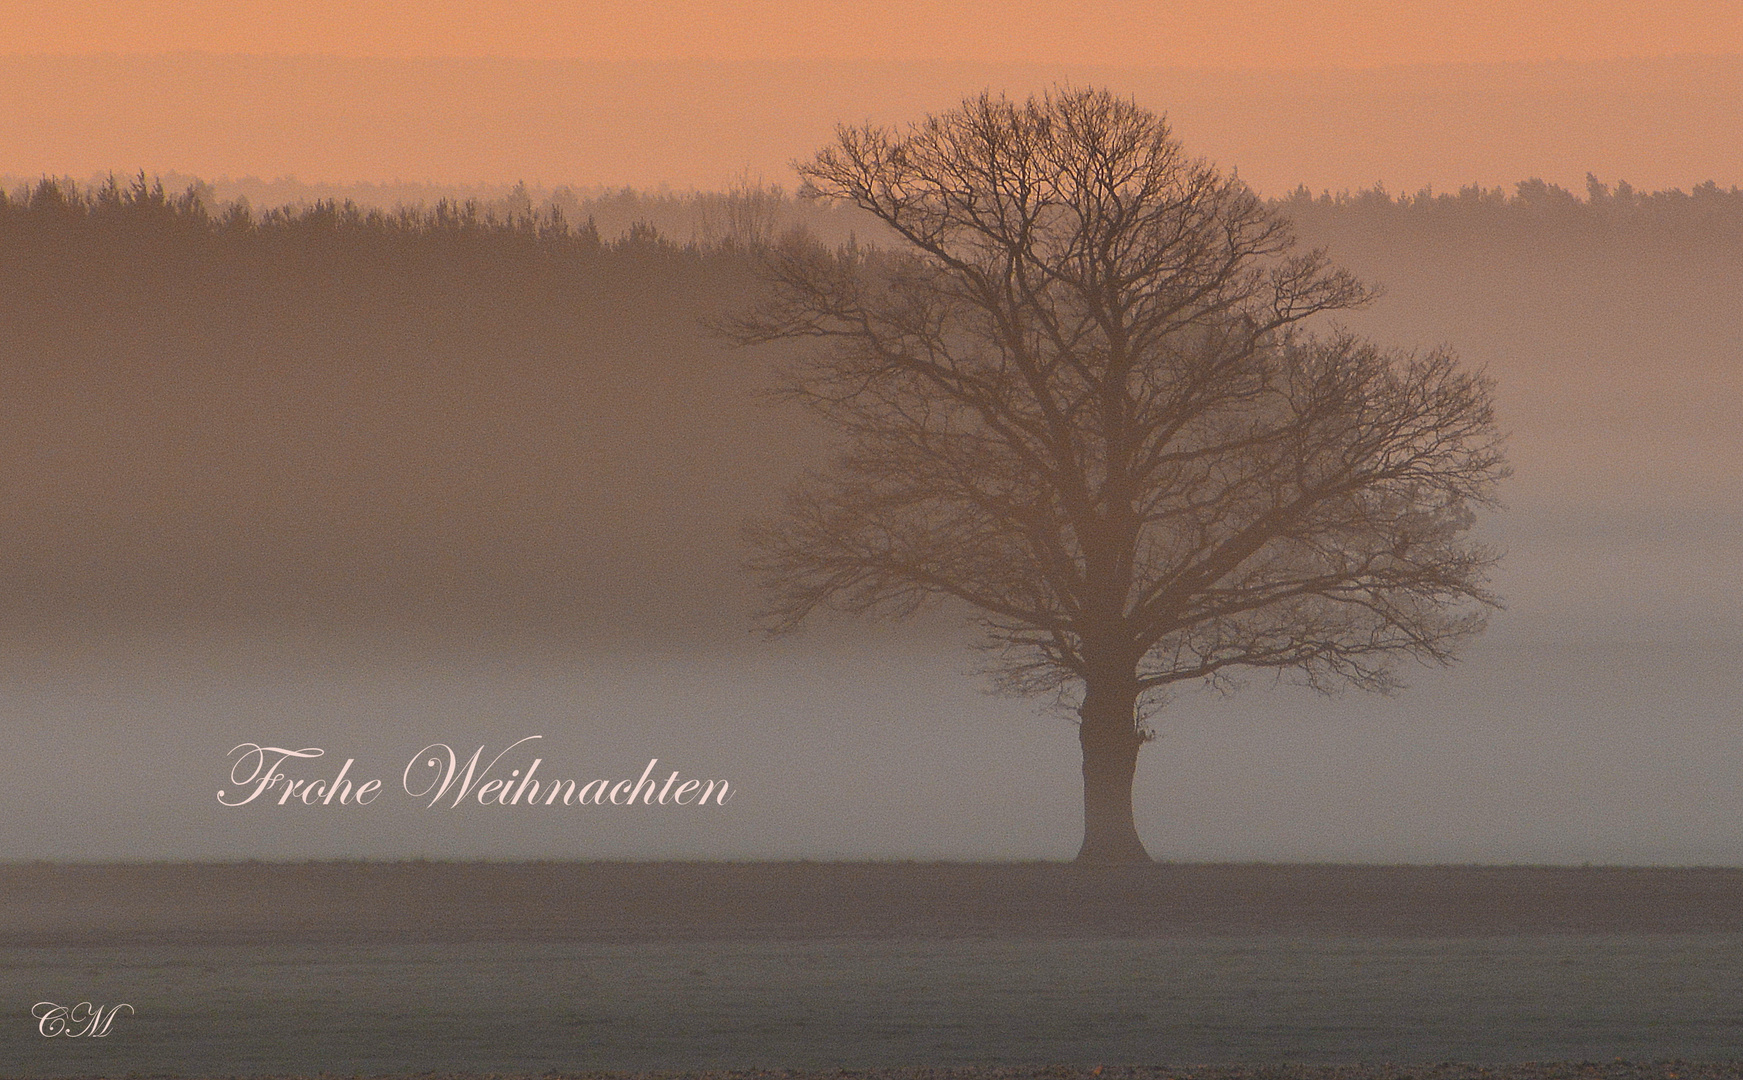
[8,1064,1743,1079]
[6,862,1743,945]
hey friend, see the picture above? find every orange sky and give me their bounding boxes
[9,1,1743,67]
[3,2,1741,193]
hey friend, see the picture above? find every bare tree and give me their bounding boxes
[732,88,1508,863]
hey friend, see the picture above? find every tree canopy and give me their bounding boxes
[734,87,1509,862]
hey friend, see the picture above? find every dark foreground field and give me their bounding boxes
[7,869,1743,1075]
[11,1065,1743,1080]
[5,861,1743,945]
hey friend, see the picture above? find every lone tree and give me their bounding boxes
[733,88,1507,863]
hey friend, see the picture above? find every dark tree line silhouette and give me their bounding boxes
[1279,175,1743,250]
[10,169,1741,258]
[0,173,793,639]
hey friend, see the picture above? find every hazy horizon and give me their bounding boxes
[2,54,1740,197]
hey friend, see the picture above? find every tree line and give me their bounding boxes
[0,174,680,257]
[8,169,1740,260]
[1280,175,1743,250]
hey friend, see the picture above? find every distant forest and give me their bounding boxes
[6,171,1743,252]
[0,172,1738,641]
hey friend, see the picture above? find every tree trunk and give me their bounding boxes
[1075,675,1152,864]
